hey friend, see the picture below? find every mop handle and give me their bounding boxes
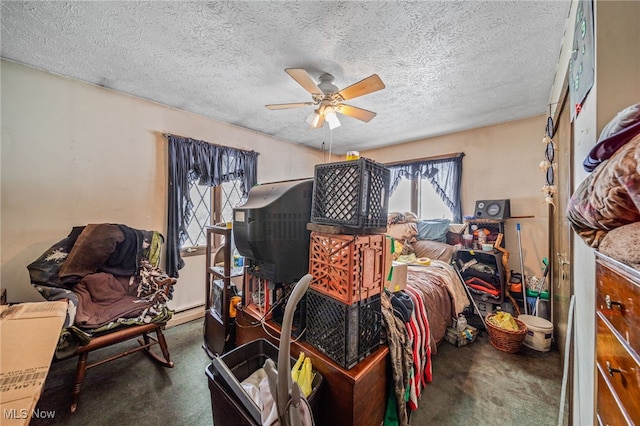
[516,223,528,315]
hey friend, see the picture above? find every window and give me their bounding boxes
[386,153,464,223]
[388,177,453,220]
[218,180,244,224]
[166,134,258,277]
[183,184,212,248]
[388,177,412,213]
[181,179,245,255]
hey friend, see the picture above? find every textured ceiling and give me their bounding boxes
[1,1,570,154]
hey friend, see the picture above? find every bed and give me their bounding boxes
[567,103,640,269]
[382,212,469,424]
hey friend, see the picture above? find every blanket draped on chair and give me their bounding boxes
[27,223,174,358]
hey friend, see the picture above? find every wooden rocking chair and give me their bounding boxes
[70,321,174,413]
[69,277,176,413]
[26,223,177,413]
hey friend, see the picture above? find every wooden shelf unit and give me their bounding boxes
[203,225,243,357]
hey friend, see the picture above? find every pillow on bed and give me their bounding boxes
[416,218,451,242]
[412,239,456,263]
[387,222,418,243]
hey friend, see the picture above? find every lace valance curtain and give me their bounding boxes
[387,153,464,223]
[166,135,258,277]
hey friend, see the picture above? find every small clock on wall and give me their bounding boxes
[569,0,595,121]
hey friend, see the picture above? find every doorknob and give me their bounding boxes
[556,253,570,280]
[556,252,570,265]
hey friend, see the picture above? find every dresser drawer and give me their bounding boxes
[596,313,640,421]
[596,255,640,356]
[596,363,633,426]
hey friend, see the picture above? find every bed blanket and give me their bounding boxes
[567,134,640,247]
[381,260,468,419]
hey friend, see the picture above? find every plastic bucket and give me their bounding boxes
[518,315,553,352]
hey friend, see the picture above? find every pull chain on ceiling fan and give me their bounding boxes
[265,68,385,129]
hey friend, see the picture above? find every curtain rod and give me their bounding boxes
[163,132,259,155]
[384,152,464,167]
[163,131,203,141]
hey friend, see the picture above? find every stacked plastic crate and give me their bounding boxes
[305,158,391,369]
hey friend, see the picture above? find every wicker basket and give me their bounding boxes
[486,313,528,353]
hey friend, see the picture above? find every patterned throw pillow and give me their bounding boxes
[598,222,640,269]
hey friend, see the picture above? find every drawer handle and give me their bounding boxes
[606,361,622,377]
[605,295,622,310]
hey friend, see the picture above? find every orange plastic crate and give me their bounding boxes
[309,232,386,305]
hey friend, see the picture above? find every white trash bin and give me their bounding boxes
[518,314,553,352]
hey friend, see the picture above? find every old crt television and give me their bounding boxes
[233,178,313,283]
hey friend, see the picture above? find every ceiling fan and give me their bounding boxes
[265,68,385,129]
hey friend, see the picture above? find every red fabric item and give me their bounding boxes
[465,277,500,297]
[402,283,440,413]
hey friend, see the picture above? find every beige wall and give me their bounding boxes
[1,59,553,307]
[1,60,324,304]
[364,116,550,280]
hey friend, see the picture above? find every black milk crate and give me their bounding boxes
[271,283,307,339]
[305,289,382,369]
[311,158,390,230]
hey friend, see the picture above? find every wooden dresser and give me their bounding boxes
[235,307,388,426]
[595,252,640,425]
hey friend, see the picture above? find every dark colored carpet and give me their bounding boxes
[32,320,213,426]
[414,330,564,425]
[32,319,564,425]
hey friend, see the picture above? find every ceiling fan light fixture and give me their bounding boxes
[268,68,383,128]
[306,110,322,128]
[325,107,341,130]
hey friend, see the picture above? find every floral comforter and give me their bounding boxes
[567,133,640,248]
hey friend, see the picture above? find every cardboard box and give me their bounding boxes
[1,301,67,424]
[444,325,478,347]
[385,261,408,292]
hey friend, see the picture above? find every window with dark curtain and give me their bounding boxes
[166,135,259,277]
[387,153,464,223]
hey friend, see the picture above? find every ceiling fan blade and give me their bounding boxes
[265,102,315,110]
[336,104,377,122]
[285,68,323,96]
[338,74,385,101]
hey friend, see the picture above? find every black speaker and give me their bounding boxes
[474,199,511,220]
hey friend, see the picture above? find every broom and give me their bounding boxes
[516,223,528,314]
